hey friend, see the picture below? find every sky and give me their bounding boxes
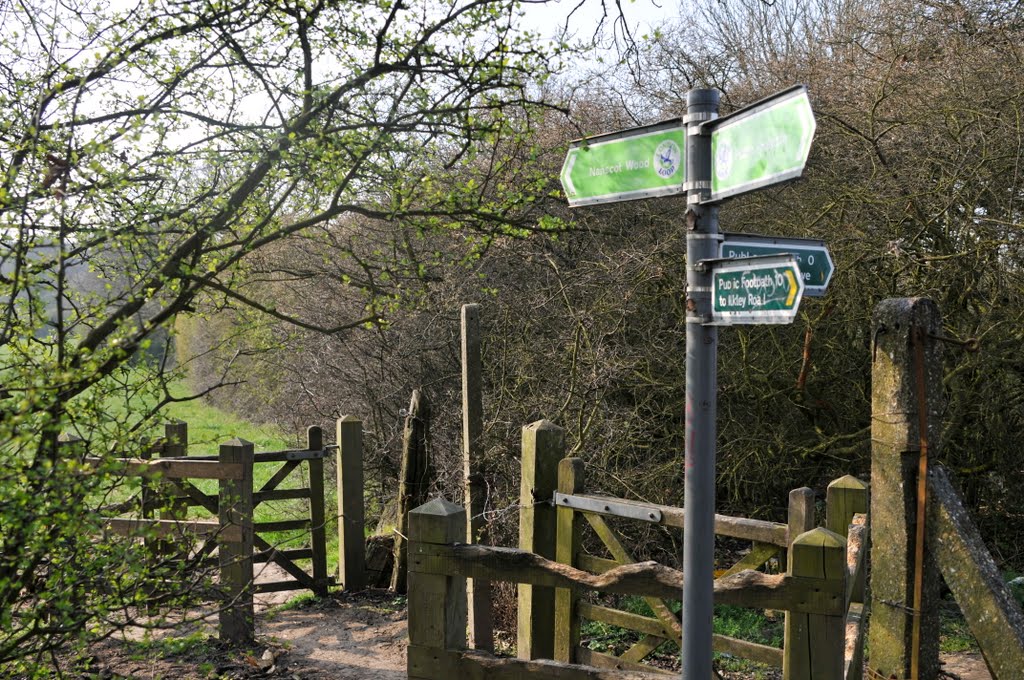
[519,0,680,51]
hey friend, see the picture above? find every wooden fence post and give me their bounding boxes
[159,421,189,557]
[517,419,563,661]
[392,390,431,594]
[826,475,868,603]
[218,438,254,645]
[783,527,846,680]
[784,487,815,573]
[462,303,494,652]
[407,498,467,680]
[337,415,366,592]
[825,475,867,539]
[554,457,585,663]
[868,298,942,679]
[307,425,329,597]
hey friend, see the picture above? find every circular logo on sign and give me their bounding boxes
[653,140,681,178]
[715,139,733,180]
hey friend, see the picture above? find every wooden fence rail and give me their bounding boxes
[408,493,867,680]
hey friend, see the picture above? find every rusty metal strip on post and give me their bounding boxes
[910,325,930,680]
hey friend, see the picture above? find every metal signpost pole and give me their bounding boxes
[682,88,719,680]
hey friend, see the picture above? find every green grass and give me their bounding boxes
[579,597,782,675]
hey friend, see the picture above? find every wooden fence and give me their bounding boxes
[407,419,869,680]
[79,419,364,644]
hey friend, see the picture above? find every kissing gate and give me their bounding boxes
[405,298,1024,679]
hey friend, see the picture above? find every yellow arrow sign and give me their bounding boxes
[785,269,798,306]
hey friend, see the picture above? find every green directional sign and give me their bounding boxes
[710,86,815,202]
[720,234,833,297]
[711,254,804,325]
[560,120,686,207]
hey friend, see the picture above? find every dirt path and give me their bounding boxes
[257,590,407,679]
[76,566,995,680]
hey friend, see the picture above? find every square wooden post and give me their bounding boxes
[218,438,254,645]
[307,425,329,597]
[407,498,467,680]
[517,419,563,661]
[783,527,846,680]
[337,415,366,591]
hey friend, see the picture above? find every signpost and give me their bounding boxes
[561,84,820,679]
[709,86,815,202]
[720,234,833,296]
[559,120,686,207]
[711,254,805,324]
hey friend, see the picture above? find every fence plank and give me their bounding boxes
[409,645,670,680]
[412,543,844,615]
[103,517,240,542]
[555,457,586,663]
[307,425,329,597]
[218,438,254,645]
[556,494,788,546]
[337,415,366,591]
[85,456,243,480]
[928,466,1024,678]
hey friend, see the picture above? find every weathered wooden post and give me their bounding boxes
[406,498,467,680]
[307,425,329,597]
[785,487,815,571]
[928,466,1024,677]
[553,457,585,663]
[517,419,563,661]
[158,421,189,557]
[392,390,431,594]
[461,303,494,652]
[826,475,868,601]
[868,298,942,679]
[825,475,868,539]
[218,438,254,645]
[783,527,847,680]
[337,415,366,592]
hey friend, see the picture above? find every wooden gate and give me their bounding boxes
[517,420,869,680]
[111,421,332,597]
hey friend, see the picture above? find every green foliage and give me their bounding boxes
[1,0,575,670]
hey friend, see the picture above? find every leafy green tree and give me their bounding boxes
[0,0,576,670]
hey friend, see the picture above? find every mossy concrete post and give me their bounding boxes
[517,419,564,661]
[868,298,942,679]
[337,415,366,592]
[307,425,329,597]
[218,438,254,645]
[407,498,467,680]
[554,457,585,663]
[783,527,847,680]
